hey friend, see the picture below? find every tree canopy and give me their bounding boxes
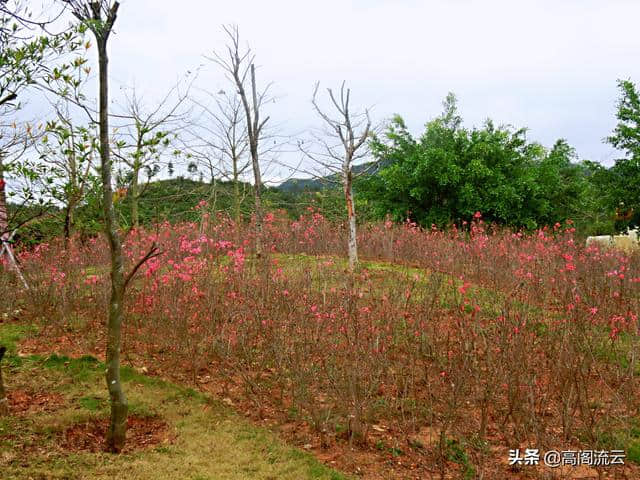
[360,94,597,231]
[605,79,640,229]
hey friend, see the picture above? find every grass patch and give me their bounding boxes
[0,322,37,353]
[0,323,349,480]
[78,395,104,412]
[627,440,640,464]
[587,424,640,466]
[446,438,477,480]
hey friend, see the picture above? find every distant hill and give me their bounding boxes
[277,161,381,193]
[11,177,293,245]
[122,177,294,224]
[9,167,386,245]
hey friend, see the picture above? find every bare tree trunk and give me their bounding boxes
[252,169,263,257]
[233,179,241,224]
[65,137,78,243]
[344,168,358,270]
[97,36,128,453]
[63,206,71,249]
[63,200,75,243]
[232,152,241,225]
[249,65,263,258]
[0,346,8,416]
[231,161,243,246]
[130,161,140,229]
[0,152,8,243]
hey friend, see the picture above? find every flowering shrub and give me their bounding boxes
[3,212,640,475]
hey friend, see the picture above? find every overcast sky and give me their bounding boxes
[23,0,640,181]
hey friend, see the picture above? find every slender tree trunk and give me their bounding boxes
[344,168,358,271]
[0,151,8,243]
[0,346,7,416]
[233,178,241,224]
[249,65,263,258]
[130,162,139,229]
[65,140,77,243]
[97,39,128,453]
[232,164,242,246]
[232,155,241,225]
[63,201,75,244]
[251,147,262,258]
[200,176,215,234]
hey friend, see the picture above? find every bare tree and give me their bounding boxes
[188,89,250,224]
[63,0,160,452]
[208,25,271,257]
[302,81,372,271]
[112,82,192,229]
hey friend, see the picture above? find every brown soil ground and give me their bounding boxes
[15,318,640,480]
[60,415,171,454]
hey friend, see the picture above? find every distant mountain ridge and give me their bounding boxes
[277,161,381,193]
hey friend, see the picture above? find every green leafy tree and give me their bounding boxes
[1,1,83,243]
[531,139,591,227]
[363,93,588,229]
[608,79,640,157]
[38,111,99,241]
[606,79,640,229]
[577,160,617,235]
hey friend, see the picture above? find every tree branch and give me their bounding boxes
[123,243,162,290]
[0,93,17,107]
